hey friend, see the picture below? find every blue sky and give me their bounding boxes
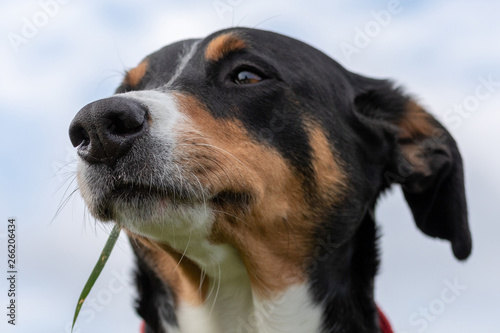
[1,1,499,332]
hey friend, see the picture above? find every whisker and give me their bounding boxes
[212,209,249,227]
[52,186,79,223]
[49,159,78,180]
[198,268,207,297]
[199,155,235,189]
[203,265,219,305]
[209,264,222,317]
[173,229,192,274]
[192,173,209,217]
[190,159,220,192]
[194,143,255,176]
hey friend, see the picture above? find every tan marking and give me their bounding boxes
[128,231,208,306]
[306,125,347,203]
[397,101,435,140]
[174,94,346,298]
[124,60,148,87]
[395,101,443,189]
[400,142,432,177]
[205,33,247,62]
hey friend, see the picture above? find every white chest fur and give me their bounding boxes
[164,281,323,333]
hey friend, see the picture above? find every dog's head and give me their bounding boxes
[70,27,471,330]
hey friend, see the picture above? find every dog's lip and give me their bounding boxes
[110,182,191,202]
[108,183,250,206]
[112,183,163,195]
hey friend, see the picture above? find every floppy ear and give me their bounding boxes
[353,78,472,260]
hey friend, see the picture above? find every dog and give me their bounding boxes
[69,27,472,333]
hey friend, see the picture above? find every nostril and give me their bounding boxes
[69,123,91,148]
[103,110,146,136]
[78,128,91,147]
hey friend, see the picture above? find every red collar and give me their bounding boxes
[378,307,394,333]
[140,308,393,332]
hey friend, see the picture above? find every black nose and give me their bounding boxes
[69,97,148,165]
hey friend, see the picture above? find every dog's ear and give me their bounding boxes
[352,77,471,260]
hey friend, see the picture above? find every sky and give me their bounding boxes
[0,1,499,332]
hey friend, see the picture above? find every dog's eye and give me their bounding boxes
[234,70,263,84]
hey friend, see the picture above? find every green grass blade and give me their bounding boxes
[71,224,121,332]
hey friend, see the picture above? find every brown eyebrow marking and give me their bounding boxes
[124,59,148,87]
[205,33,247,62]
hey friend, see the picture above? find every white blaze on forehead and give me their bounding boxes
[166,40,200,87]
[115,40,201,125]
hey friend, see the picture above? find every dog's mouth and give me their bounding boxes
[75,133,254,226]
[110,183,193,204]
[92,181,200,220]
[88,177,251,223]
[109,183,250,208]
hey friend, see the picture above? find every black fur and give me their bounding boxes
[132,241,178,332]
